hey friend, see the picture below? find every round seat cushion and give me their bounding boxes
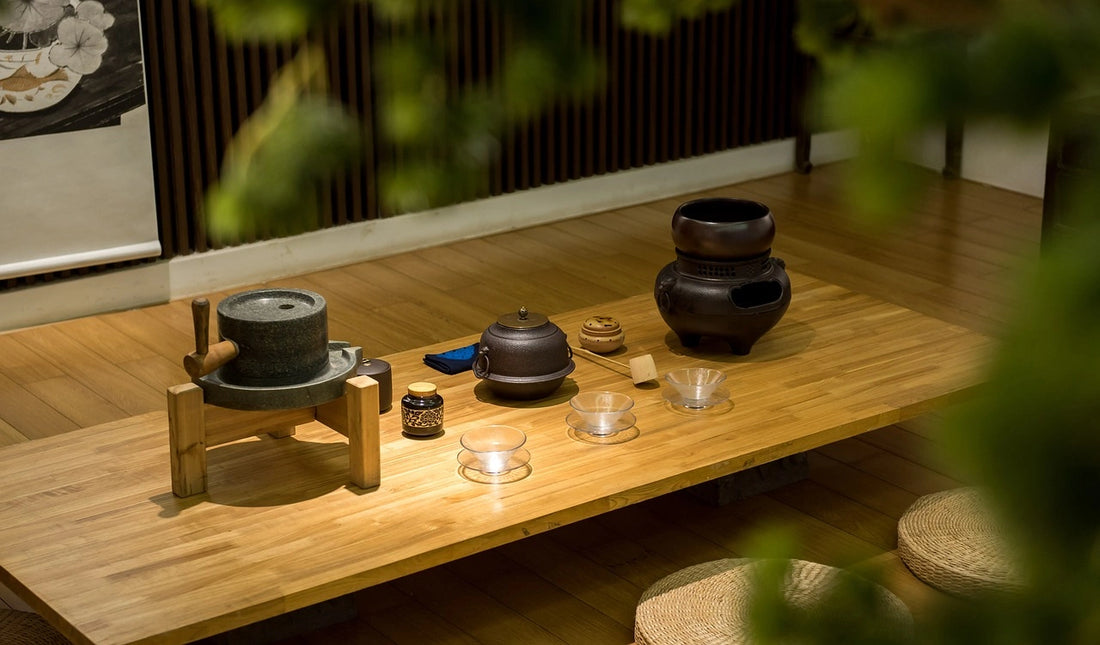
[634,558,912,645]
[0,609,70,645]
[897,487,1024,597]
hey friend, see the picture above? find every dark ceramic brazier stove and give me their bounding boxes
[654,197,791,354]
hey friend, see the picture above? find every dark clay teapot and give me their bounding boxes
[473,306,575,399]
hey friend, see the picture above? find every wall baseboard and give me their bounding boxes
[2,133,855,331]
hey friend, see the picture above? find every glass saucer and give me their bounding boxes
[458,462,532,484]
[662,385,732,412]
[457,447,531,475]
[568,425,640,445]
[566,411,637,437]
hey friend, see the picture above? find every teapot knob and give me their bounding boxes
[518,306,528,320]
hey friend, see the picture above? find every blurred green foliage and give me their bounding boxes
[199,2,1099,642]
[197,42,362,242]
[739,527,918,644]
[196,0,348,40]
[779,2,1100,644]
[797,0,1099,224]
[365,1,602,213]
[936,212,1100,645]
[619,0,734,33]
[196,0,601,232]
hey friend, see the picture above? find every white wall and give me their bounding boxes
[0,132,855,332]
[3,125,1052,332]
[909,120,1049,197]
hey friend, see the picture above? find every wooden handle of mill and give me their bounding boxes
[183,297,239,378]
[184,340,239,379]
[192,298,210,355]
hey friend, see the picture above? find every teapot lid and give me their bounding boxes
[497,306,549,330]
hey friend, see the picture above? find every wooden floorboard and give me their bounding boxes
[0,161,1043,643]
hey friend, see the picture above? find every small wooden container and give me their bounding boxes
[578,316,625,353]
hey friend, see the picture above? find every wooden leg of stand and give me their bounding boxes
[168,383,207,497]
[267,426,296,439]
[344,376,380,490]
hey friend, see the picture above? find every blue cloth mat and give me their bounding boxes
[423,342,480,375]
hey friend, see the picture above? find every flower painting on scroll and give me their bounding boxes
[0,0,144,140]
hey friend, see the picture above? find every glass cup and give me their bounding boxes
[459,425,527,474]
[569,391,635,435]
[665,368,726,409]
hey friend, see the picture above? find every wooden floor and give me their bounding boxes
[0,162,1043,643]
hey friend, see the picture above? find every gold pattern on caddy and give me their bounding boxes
[402,406,444,435]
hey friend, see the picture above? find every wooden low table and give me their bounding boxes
[0,272,994,644]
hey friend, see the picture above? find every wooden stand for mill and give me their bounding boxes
[167,298,381,498]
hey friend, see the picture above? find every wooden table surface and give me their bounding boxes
[0,272,994,644]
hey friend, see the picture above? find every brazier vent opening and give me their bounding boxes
[730,281,783,308]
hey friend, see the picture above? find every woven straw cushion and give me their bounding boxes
[897,487,1023,597]
[634,558,912,645]
[0,609,70,645]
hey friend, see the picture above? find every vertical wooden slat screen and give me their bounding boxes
[3,0,806,290]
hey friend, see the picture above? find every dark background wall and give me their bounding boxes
[4,0,806,290]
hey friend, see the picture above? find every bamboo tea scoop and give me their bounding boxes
[572,346,659,385]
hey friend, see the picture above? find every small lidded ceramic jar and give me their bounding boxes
[578,316,625,354]
[401,382,444,437]
[356,357,393,412]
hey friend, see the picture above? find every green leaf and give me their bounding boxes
[206,95,362,242]
[195,0,345,40]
